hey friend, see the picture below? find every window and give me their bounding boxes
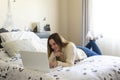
[85,0,120,56]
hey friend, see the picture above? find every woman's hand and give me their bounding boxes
[54,51,62,57]
[54,51,64,61]
[49,60,58,68]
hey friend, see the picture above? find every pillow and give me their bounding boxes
[0,28,9,48]
[0,28,9,33]
[0,31,40,42]
[0,37,3,48]
[1,39,45,57]
[38,38,48,52]
[35,32,50,38]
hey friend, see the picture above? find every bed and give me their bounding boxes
[0,31,120,80]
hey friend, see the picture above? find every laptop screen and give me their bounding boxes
[20,51,50,73]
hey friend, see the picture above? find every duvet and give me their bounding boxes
[0,49,120,80]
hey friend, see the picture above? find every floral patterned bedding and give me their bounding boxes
[0,49,120,80]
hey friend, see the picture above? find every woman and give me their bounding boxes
[47,33,102,68]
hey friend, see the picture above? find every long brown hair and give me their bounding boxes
[47,33,69,57]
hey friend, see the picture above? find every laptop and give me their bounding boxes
[20,51,60,73]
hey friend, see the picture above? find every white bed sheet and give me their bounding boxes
[0,49,120,80]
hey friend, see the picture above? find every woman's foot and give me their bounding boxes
[86,31,103,41]
[86,31,94,40]
[94,34,103,40]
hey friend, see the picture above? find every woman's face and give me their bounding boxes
[49,39,60,52]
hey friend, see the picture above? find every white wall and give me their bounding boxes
[0,0,59,33]
[68,0,82,45]
[59,0,68,39]
[0,0,83,45]
[59,0,83,45]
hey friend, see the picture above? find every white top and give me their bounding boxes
[49,42,87,67]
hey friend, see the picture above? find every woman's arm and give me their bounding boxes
[49,52,57,68]
[49,51,65,68]
[49,42,77,67]
[57,42,76,67]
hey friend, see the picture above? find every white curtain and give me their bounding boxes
[82,0,89,46]
[86,0,120,56]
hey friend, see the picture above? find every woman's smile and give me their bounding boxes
[49,39,60,52]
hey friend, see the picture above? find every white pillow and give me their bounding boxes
[0,31,40,42]
[1,39,45,57]
[38,38,48,52]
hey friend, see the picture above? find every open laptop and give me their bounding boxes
[19,51,61,73]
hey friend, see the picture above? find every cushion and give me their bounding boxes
[1,39,44,57]
[0,31,40,42]
[0,28,9,33]
[0,28,9,48]
[0,39,2,48]
[35,32,50,38]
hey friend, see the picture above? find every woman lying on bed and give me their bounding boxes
[47,32,102,68]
